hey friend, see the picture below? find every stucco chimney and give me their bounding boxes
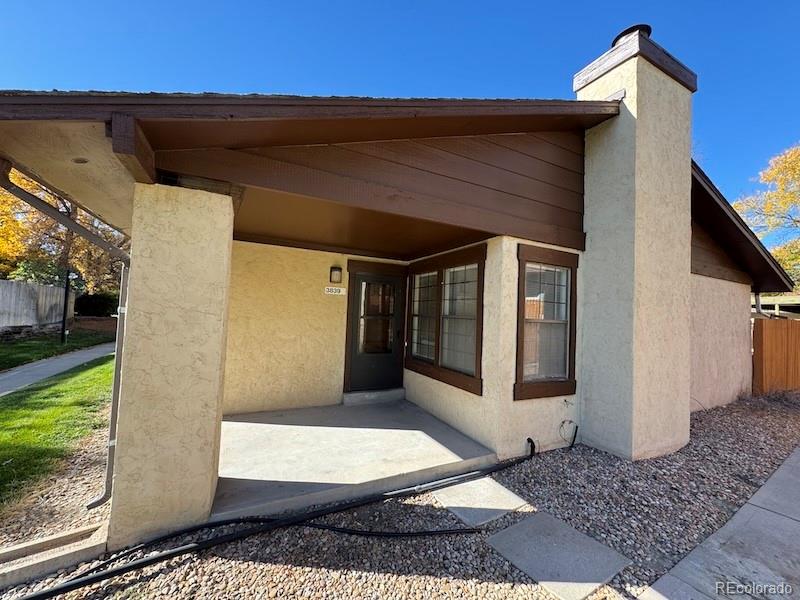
[575,26,697,460]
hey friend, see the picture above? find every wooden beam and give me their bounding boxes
[156,148,586,250]
[0,158,130,264]
[110,113,155,183]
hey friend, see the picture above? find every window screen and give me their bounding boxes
[522,263,570,381]
[440,264,478,375]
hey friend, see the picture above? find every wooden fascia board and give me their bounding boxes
[156,148,586,250]
[692,162,794,292]
[0,94,620,121]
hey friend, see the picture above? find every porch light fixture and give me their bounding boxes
[329,266,343,284]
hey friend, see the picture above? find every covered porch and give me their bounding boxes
[212,400,495,520]
[0,94,611,549]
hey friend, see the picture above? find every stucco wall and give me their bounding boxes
[405,236,579,460]
[690,274,752,411]
[577,58,638,458]
[629,59,693,459]
[108,184,233,549]
[226,237,580,458]
[578,56,692,459]
[223,242,350,414]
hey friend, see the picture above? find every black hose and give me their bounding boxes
[570,424,579,448]
[24,439,534,600]
[307,523,481,538]
[72,519,479,580]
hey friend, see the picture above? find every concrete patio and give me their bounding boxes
[211,400,497,520]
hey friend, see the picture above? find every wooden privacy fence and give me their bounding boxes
[753,318,800,395]
[0,279,74,330]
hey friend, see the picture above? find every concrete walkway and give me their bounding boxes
[641,447,800,599]
[0,343,116,397]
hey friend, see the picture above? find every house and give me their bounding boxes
[754,294,800,319]
[0,25,792,551]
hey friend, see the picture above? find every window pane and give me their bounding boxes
[440,264,478,375]
[522,263,570,381]
[411,272,437,361]
[358,282,394,354]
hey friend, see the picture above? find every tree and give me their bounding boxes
[734,143,800,291]
[0,184,27,277]
[772,239,800,289]
[0,168,128,293]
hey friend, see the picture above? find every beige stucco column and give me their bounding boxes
[107,183,233,549]
[575,26,696,459]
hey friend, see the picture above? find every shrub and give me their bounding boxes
[75,292,118,317]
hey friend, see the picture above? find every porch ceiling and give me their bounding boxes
[0,92,618,238]
[234,187,490,260]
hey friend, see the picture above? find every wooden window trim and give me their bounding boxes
[405,244,486,396]
[514,244,578,401]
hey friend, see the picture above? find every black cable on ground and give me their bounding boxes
[570,424,579,448]
[72,519,479,580]
[24,439,535,600]
[307,522,481,538]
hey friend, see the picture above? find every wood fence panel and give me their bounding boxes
[753,318,800,394]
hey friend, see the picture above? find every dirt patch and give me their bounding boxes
[0,406,111,548]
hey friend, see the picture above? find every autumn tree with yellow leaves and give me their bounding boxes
[735,144,800,290]
[0,168,128,293]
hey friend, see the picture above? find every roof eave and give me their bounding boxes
[0,91,620,124]
[691,161,794,293]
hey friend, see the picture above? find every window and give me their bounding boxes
[440,264,479,375]
[515,245,577,400]
[406,244,486,395]
[410,272,437,361]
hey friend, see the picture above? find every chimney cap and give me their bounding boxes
[611,24,652,48]
[574,23,696,93]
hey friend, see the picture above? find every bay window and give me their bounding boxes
[406,244,485,395]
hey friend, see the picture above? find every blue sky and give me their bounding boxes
[2,1,798,245]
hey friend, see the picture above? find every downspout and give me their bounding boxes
[754,292,771,319]
[87,263,128,509]
[0,157,130,510]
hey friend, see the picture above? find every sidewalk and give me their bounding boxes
[641,447,800,599]
[0,343,116,397]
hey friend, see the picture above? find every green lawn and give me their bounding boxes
[0,355,114,508]
[0,329,116,372]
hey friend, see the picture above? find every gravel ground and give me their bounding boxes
[4,393,800,600]
[0,406,111,547]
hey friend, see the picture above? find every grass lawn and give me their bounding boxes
[0,329,115,372]
[0,355,113,509]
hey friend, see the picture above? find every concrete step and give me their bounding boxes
[211,452,498,521]
[0,523,106,589]
[342,388,405,406]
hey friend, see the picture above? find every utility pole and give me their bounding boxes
[60,266,70,344]
[59,220,75,345]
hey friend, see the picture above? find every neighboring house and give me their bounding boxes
[754,295,800,319]
[0,25,792,550]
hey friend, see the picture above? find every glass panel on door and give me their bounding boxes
[358,281,395,354]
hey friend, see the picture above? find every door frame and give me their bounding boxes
[343,259,409,393]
